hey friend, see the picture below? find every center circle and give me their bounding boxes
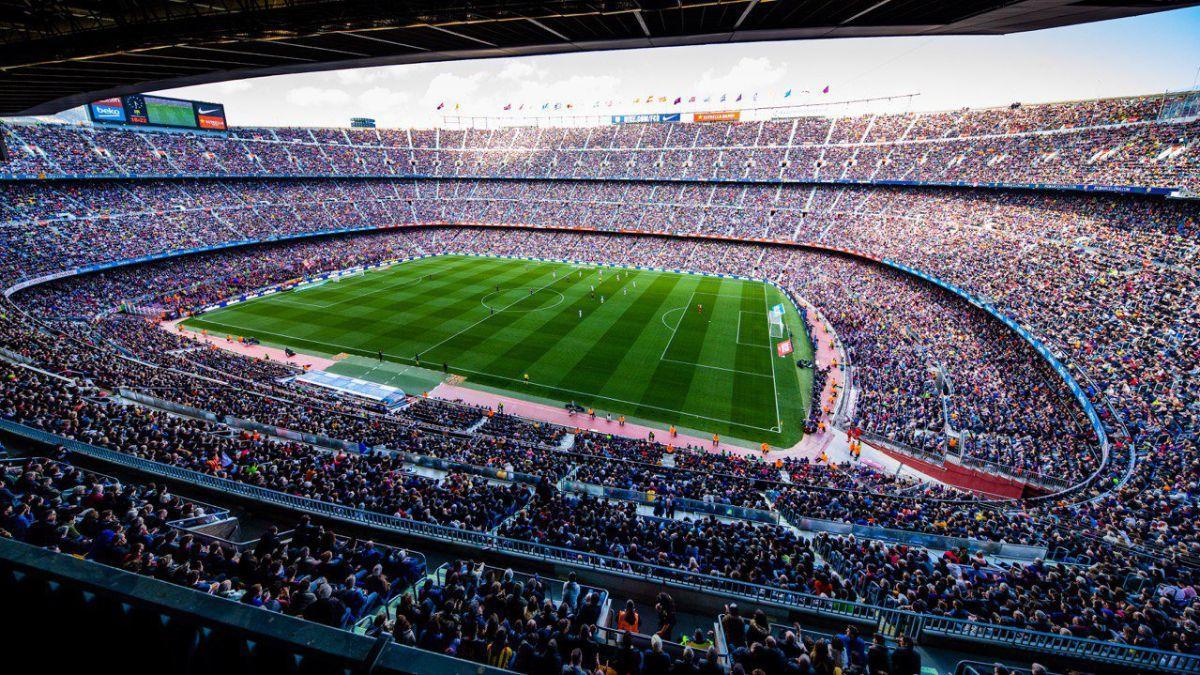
[481,288,566,313]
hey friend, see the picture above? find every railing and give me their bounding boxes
[560,480,779,524]
[3,418,1193,672]
[432,562,609,620]
[390,448,542,486]
[924,616,1200,673]
[954,661,1060,675]
[778,503,1049,561]
[0,536,505,675]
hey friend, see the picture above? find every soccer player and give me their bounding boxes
[698,303,703,314]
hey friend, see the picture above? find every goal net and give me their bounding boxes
[768,304,787,339]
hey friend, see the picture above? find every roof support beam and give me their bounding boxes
[267,40,370,58]
[634,11,652,37]
[176,44,316,63]
[734,0,761,30]
[525,17,571,42]
[841,0,896,25]
[424,25,499,48]
[335,30,429,52]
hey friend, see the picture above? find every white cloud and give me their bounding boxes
[357,86,410,111]
[498,61,542,81]
[335,68,401,85]
[286,86,351,107]
[509,73,621,108]
[215,80,254,94]
[420,71,489,108]
[695,56,786,96]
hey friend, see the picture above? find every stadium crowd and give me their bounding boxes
[2,91,1196,190]
[0,91,1198,667]
[0,457,427,627]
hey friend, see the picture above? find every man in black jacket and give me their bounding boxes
[721,603,747,649]
[303,582,348,627]
[866,633,890,675]
[576,591,602,627]
[890,635,921,675]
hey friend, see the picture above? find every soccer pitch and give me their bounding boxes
[182,255,814,446]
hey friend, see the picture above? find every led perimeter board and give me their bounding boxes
[88,94,227,131]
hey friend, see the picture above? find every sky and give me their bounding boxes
[129,7,1200,128]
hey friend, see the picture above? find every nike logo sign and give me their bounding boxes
[198,107,221,115]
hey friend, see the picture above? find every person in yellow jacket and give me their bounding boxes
[681,628,714,651]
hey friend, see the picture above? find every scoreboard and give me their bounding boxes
[88,94,227,131]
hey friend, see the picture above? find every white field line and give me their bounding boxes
[736,309,770,347]
[659,288,699,360]
[189,263,786,433]
[764,284,782,431]
[186,317,777,431]
[322,271,434,309]
[417,263,572,359]
[660,358,772,377]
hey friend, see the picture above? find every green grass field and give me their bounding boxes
[182,255,813,446]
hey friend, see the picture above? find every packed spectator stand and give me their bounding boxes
[1,91,1199,673]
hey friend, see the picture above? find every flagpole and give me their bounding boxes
[446,92,921,128]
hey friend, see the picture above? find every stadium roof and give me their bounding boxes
[1,0,1197,116]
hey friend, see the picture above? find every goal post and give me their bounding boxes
[768,304,787,339]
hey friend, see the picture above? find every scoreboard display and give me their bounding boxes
[88,94,227,131]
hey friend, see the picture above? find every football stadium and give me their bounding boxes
[0,2,1198,675]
